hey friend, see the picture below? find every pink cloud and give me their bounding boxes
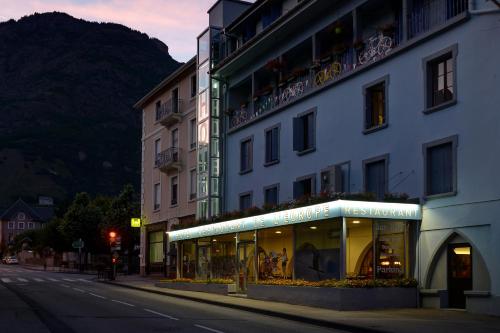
[0,0,220,61]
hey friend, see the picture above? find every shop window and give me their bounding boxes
[346,218,374,278]
[363,155,388,200]
[197,238,211,280]
[293,174,316,199]
[257,226,293,280]
[149,231,163,265]
[264,184,279,207]
[239,192,252,212]
[295,219,342,281]
[363,76,388,132]
[240,136,253,173]
[374,220,408,279]
[182,240,196,279]
[424,136,457,197]
[264,125,280,165]
[293,109,316,154]
[211,234,236,279]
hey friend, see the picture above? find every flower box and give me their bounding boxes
[247,284,417,310]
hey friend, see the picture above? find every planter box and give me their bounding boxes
[154,282,231,295]
[247,284,417,310]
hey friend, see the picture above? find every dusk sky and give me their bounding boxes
[0,0,249,62]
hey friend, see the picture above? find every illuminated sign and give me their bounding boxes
[131,218,141,228]
[168,200,421,241]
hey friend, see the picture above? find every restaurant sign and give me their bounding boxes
[168,200,421,242]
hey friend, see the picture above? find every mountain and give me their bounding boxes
[0,12,180,207]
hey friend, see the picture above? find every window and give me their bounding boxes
[171,176,178,206]
[153,183,161,210]
[293,109,316,154]
[172,88,179,113]
[265,125,280,165]
[240,136,253,173]
[189,118,197,150]
[155,100,162,121]
[190,75,197,98]
[8,222,14,229]
[293,174,316,199]
[18,212,26,220]
[363,155,388,200]
[189,168,197,200]
[239,192,252,211]
[364,76,388,132]
[423,45,458,112]
[154,138,161,158]
[264,184,279,207]
[27,222,34,229]
[171,128,179,148]
[424,136,457,197]
[18,222,25,230]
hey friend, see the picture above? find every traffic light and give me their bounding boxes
[109,231,117,247]
[112,257,117,264]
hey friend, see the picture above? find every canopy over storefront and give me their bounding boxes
[168,200,421,242]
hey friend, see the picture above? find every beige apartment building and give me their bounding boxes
[134,57,197,276]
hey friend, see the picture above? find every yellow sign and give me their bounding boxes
[131,218,141,228]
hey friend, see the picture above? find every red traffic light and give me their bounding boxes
[112,258,117,264]
[109,231,117,238]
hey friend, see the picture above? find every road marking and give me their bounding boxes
[1,278,12,283]
[17,278,28,282]
[78,279,91,283]
[194,324,225,333]
[61,284,70,288]
[47,278,58,282]
[89,293,106,299]
[143,308,179,321]
[73,288,85,292]
[63,278,76,282]
[112,300,135,307]
[33,278,44,282]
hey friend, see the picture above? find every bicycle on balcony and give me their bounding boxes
[314,61,342,87]
[230,108,248,128]
[358,33,393,65]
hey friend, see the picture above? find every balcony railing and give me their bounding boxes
[155,99,182,127]
[155,147,182,173]
[408,0,467,39]
[228,0,467,130]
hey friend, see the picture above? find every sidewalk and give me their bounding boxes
[105,275,500,333]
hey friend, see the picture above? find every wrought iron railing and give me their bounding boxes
[155,99,181,122]
[155,147,181,169]
[408,0,467,39]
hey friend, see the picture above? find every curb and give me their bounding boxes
[101,280,389,333]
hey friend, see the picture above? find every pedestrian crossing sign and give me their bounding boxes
[131,218,141,228]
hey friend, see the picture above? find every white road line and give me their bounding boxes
[47,278,58,282]
[143,308,179,321]
[78,279,91,283]
[63,278,76,282]
[73,288,85,292]
[61,284,70,288]
[112,300,135,307]
[33,278,44,282]
[1,278,12,283]
[89,293,106,299]
[17,278,28,282]
[194,324,225,333]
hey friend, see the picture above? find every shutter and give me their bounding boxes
[293,181,301,199]
[272,127,279,161]
[265,131,272,162]
[307,113,315,149]
[249,140,253,169]
[293,117,304,151]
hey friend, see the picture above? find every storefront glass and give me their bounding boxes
[257,226,293,280]
[237,231,256,291]
[182,240,196,279]
[211,234,236,280]
[295,219,342,281]
[197,238,211,280]
[374,220,408,278]
[148,231,163,265]
[346,218,374,278]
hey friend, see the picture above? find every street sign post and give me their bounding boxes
[72,238,85,272]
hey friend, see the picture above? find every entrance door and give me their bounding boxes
[237,241,255,293]
[448,243,472,308]
[197,245,211,280]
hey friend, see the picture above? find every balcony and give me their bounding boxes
[155,99,182,127]
[227,0,467,131]
[155,147,182,173]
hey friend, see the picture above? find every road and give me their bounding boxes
[0,265,347,333]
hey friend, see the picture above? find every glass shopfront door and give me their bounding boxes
[448,244,472,308]
[237,241,255,293]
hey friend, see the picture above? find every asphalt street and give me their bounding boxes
[0,265,348,333]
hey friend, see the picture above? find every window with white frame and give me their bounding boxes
[18,222,25,230]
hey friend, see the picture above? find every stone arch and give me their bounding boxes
[423,229,491,290]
